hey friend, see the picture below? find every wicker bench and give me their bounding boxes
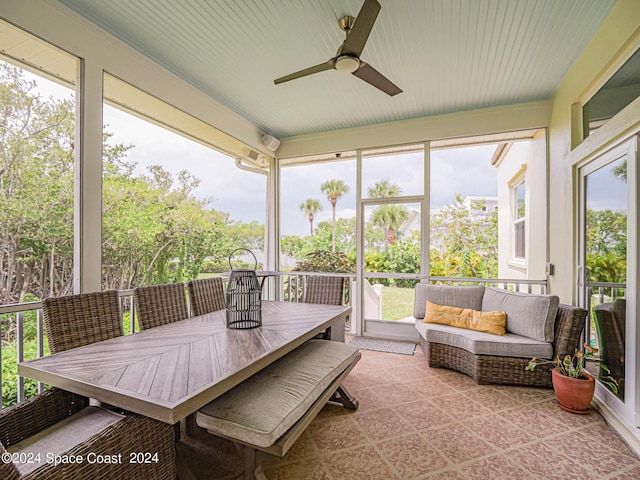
[196,340,360,480]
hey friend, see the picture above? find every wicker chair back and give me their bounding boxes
[43,290,123,354]
[134,283,188,330]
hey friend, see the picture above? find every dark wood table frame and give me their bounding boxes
[19,301,352,424]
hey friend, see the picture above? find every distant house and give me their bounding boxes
[462,196,498,216]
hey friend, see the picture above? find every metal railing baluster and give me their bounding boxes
[17,311,24,403]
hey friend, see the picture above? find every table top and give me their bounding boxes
[18,301,351,424]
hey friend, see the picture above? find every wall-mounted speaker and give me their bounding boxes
[261,134,280,151]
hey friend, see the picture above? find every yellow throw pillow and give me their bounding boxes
[422,301,507,336]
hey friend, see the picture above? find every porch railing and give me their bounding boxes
[0,276,335,409]
[1,273,547,409]
[0,289,137,408]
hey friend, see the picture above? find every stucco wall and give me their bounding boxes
[496,131,547,281]
[548,0,640,303]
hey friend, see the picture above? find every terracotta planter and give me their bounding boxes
[551,369,595,414]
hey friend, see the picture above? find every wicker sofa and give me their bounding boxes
[413,284,587,387]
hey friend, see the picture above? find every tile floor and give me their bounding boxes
[176,340,640,479]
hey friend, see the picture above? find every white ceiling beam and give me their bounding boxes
[276,100,551,159]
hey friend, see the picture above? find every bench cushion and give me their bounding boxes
[482,288,559,342]
[7,406,124,476]
[413,284,485,319]
[196,340,359,448]
[415,320,553,359]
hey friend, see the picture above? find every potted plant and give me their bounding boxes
[526,344,618,414]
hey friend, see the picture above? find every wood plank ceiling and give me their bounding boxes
[55,0,617,140]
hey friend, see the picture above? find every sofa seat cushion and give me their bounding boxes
[415,320,553,359]
[197,339,359,448]
[413,284,485,319]
[482,288,559,343]
[7,406,124,476]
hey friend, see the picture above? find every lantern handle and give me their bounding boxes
[228,248,258,270]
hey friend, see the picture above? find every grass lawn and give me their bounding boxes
[381,285,415,320]
[197,272,222,279]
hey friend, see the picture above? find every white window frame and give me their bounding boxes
[509,167,527,267]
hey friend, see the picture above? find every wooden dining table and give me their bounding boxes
[18,301,351,424]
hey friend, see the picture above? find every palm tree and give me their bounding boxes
[320,178,350,251]
[367,178,401,198]
[299,198,322,236]
[613,159,627,183]
[371,204,409,246]
[367,179,407,247]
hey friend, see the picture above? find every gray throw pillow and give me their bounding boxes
[481,287,559,343]
[413,284,485,319]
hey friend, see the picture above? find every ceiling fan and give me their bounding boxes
[274,0,402,96]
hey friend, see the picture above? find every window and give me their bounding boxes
[0,23,78,304]
[513,181,526,260]
[582,47,640,138]
[279,157,356,267]
[429,144,499,279]
[102,76,267,289]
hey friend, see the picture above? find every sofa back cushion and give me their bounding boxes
[481,287,559,342]
[413,284,485,319]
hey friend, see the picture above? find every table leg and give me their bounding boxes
[330,386,359,410]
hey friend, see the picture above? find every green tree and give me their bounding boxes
[320,178,349,251]
[299,198,323,237]
[585,208,626,283]
[430,195,498,278]
[0,62,76,303]
[102,159,238,288]
[280,235,308,259]
[310,218,356,254]
[0,62,263,298]
[387,232,421,288]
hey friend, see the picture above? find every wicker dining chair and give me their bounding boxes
[302,275,345,305]
[42,290,123,353]
[134,283,189,330]
[0,388,176,479]
[303,275,346,342]
[186,277,226,317]
[593,301,626,395]
[3,290,177,479]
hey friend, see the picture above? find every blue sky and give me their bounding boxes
[586,159,628,212]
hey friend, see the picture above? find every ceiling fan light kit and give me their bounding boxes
[335,55,360,73]
[274,0,402,96]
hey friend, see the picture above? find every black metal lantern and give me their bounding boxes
[226,248,262,329]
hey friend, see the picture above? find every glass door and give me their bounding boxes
[577,139,635,405]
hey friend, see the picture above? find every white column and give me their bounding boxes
[264,156,280,299]
[74,60,104,293]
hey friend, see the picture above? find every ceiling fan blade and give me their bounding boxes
[341,0,381,57]
[352,62,402,96]
[274,59,336,84]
